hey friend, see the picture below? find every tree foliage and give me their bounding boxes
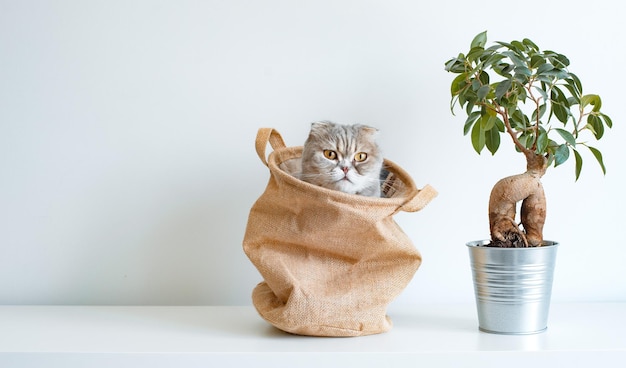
[445,31,612,180]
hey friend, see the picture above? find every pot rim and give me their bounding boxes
[466,239,559,248]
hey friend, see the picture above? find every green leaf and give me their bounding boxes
[573,149,582,181]
[464,96,477,115]
[494,63,514,76]
[471,31,488,49]
[451,73,468,96]
[478,70,490,85]
[480,114,496,131]
[555,128,576,146]
[463,111,481,135]
[552,103,569,124]
[529,54,545,68]
[600,113,613,128]
[467,47,486,63]
[495,79,511,100]
[477,85,490,100]
[570,73,583,94]
[445,57,463,73]
[585,122,597,137]
[471,119,485,154]
[536,75,552,84]
[510,40,526,52]
[549,69,570,80]
[564,78,582,99]
[485,125,501,155]
[536,128,549,153]
[537,63,555,74]
[495,41,513,49]
[502,51,525,67]
[588,114,604,139]
[513,80,527,101]
[551,87,571,124]
[552,87,570,111]
[554,144,570,166]
[553,53,570,68]
[483,53,505,69]
[581,94,602,112]
[509,108,529,129]
[514,65,532,77]
[523,38,539,51]
[588,146,606,175]
[494,117,505,132]
[517,132,529,151]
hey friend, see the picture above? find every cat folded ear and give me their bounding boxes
[310,121,334,130]
[308,121,336,139]
[357,124,379,137]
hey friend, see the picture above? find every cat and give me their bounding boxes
[299,121,384,197]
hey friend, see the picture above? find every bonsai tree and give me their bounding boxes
[445,31,612,247]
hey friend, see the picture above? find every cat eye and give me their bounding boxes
[354,152,368,162]
[323,150,337,160]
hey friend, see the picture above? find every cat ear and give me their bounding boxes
[358,124,379,137]
[310,121,333,131]
[309,121,335,137]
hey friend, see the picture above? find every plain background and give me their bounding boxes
[1,0,624,306]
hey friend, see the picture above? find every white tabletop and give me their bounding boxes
[1,303,624,367]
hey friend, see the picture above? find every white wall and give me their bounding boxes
[1,0,624,305]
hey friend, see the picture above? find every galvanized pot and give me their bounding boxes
[467,240,559,334]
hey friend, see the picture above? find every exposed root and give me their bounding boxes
[521,183,546,246]
[489,216,529,248]
[487,154,547,248]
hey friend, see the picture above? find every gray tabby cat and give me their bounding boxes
[300,121,384,197]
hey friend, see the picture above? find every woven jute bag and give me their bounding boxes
[243,128,437,337]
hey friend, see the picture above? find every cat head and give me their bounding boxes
[300,121,383,196]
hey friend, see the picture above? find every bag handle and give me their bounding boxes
[400,184,438,212]
[255,128,287,166]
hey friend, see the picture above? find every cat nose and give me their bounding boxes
[342,166,349,174]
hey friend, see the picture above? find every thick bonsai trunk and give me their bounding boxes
[488,153,547,247]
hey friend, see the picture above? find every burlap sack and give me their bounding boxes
[243,128,437,337]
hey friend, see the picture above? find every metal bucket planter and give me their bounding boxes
[467,240,559,334]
